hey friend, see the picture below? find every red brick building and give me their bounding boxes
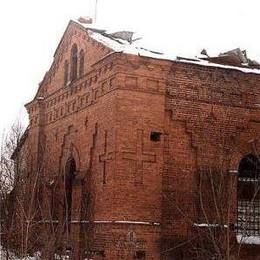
[15,19,260,259]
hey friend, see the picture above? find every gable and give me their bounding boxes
[32,19,260,101]
[36,20,113,97]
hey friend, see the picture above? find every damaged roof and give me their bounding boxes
[74,19,260,75]
[200,48,260,69]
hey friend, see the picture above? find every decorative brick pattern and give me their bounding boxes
[122,129,156,184]
[17,21,260,259]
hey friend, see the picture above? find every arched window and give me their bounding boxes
[64,60,69,86]
[237,154,260,237]
[79,50,85,77]
[70,44,78,82]
[64,158,76,232]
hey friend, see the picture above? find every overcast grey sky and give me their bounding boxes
[1,0,260,137]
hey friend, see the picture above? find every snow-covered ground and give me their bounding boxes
[0,245,40,260]
[0,245,73,260]
[236,235,260,245]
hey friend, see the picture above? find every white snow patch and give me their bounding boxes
[238,178,260,182]
[193,223,228,228]
[175,58,260,75]
[229,170,238,174]
[54,254,70,260]
[114,220,160,225]
[0,245,41,259]
[88,31,126,52]
[70,220,89,224]
[93,220,160,225]
[236,234,260,245]
[22,219,160,225]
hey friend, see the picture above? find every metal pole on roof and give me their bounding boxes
[94,0,98,23]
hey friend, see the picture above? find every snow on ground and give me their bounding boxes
[0,245,40,260]
[193,223,228,228]
[0,245,72,259]
[236,235,260,245]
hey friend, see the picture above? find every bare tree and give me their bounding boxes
[162,141,260,260]
[0,122,90,259]
[0,123,46,259]
[0,122,26,259]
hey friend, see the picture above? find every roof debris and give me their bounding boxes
[200,48,260,69]
[109,31,135,43]
[75,19,260,75]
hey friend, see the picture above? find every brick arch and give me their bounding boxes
[60,144,83,234]
[229,138,259,172]
[227,120,259,171]
[229,150,249,172]
[238,153,260,178]
[64,157,76,232]
[237,153,260,236]
[60,142,81,175]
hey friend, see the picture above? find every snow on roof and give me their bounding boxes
[74,19,175,58]
[74,19,260,75]
[177,57,260,75]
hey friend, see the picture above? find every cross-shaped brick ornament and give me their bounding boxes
[122,129,156,184]
[99,130,115,184]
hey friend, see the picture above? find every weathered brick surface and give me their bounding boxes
[20,21,260,259]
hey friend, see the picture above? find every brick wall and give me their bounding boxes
[19,21,260,259]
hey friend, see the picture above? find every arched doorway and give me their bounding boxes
[237,154,260,236]
[64,157,76,232]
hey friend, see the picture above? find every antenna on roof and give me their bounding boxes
[94,0,98,23]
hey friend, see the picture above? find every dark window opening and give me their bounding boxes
[64,60,69,86]
[237,154,260,236]
[238,154,260,179]
[99,250,105,257]
[79,50,85,77]
[134,251,146,259]
[64,158,76,232]
[70,44,78,82]
[150,132,162,142]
